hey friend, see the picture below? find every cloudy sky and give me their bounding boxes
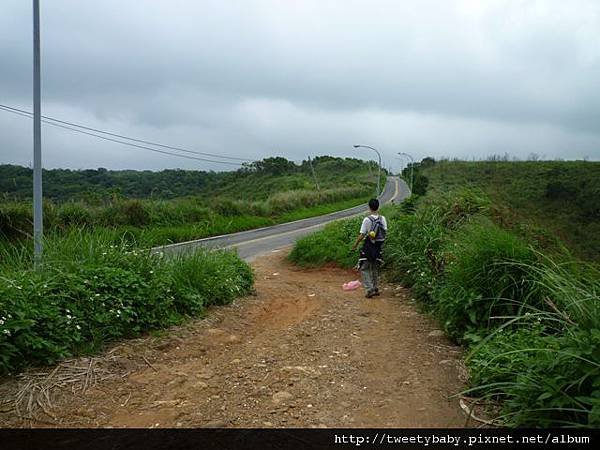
[1,0,599,171]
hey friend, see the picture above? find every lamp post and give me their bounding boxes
[395,156,406,177]
[354,144,381,197]
[398,152,414,193]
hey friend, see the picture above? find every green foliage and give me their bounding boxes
[412,174,429,196]
[384,190,489,303]
[467,261,600,426]
[422,160,600,261]
[288,218,361,268]
[0,233,253,375]
[435,222,538,342]
[57,202,93,228]
[0,202,32,240]
[100,199,151,226]
[0,156,375,201]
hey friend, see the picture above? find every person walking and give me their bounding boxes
[351,198,387,298]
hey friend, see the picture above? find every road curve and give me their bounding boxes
[154,176,409,261]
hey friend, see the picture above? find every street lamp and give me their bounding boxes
[354,144,381,197]
[395,156,406,177]
[398,152,414,193]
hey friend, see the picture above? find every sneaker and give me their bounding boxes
[373,288,381,296]
[365,290,375,298]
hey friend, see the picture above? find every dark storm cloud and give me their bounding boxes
[1,0,599,170]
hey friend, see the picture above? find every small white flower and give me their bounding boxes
[2,329,10,336]
[95,293,100,297]
[0,319,4,326]
[75,325,81,330]
[66,314,72,320]
[149,270,154,274]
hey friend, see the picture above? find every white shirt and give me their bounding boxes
[360,214,388,235]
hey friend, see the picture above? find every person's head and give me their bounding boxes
[368,198,379,212]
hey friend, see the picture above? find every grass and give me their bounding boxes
[420,160,600,262]
[0,231,253,375]
[288,183,600,427]
[0,187,372,250]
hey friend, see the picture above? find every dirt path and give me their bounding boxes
[0,250,468,428]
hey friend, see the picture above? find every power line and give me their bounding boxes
[0,103,254,163]
[0,104,246,166]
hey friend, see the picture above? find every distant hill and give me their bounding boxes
[0,156,380,202]
[414,159,600,261]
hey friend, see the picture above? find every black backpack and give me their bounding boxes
[361,215,386,262]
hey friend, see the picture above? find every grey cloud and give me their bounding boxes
[1,0,600,170]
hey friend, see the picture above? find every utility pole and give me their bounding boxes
[307,156,320,192]
[33,0,43,268]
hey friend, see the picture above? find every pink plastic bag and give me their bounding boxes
[342,280,362,291]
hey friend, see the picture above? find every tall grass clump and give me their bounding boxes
[435,221,539,343]
[466,260,600,427]
[0,232,253,375]
[384,189,489,303]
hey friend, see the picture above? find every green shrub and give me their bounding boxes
[211,198,245,217]
[412,174,429,196]
[0,233,253,375]
[0,202,33,239]
[468,326,600,427]
[575,177,600,219]
[99,199,151,226]
[57,202,94,227]
[545,180,576,200]
[289,218,360,268]
[435,222,539,342]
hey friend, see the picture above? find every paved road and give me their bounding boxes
[154,176,409,261]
